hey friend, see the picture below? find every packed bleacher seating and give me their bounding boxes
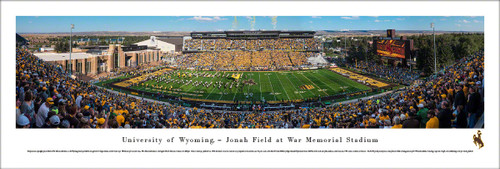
[332,59,421,86]
[16,46,484,129]
[180,38,321,70]
[184,38,321,51]
[353,61,421,86]
[179,51,315,70]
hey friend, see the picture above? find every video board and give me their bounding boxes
[376,40,406,59]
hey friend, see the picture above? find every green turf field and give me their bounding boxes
[125,69,370,103]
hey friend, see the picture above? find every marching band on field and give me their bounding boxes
[135,70,244,92]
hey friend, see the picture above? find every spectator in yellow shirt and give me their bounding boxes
[426,109,439,128]
[392,117,402,129]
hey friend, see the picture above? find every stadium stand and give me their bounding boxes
[180,31,321,70]
[16,45,484,128]
[333,59,421,86]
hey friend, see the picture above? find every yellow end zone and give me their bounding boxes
[114,68,173,88]
[329,67,389,88]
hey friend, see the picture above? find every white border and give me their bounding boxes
[1,1,499,168]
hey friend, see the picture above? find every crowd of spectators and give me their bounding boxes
[16,43,484,128]
[179,51,313,70]
[184,38,321,51]
[180,37,320,70]
[16,46,484,129]
[335,60,422,86]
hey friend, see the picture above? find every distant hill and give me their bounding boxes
[316,30,483,36]
[19,31,191,36]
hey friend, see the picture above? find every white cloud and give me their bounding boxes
[340,16,359,20]
[374,19,390,23]
[245,16,253,20]
[473,20,480,23]
[309,21,313,24]
[311,16,321,19]
[455,24,462,27]
[459,19,470,23]
[188,16,227,22]
[214,16,226,20]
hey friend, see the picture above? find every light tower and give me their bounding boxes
[69,24,74,75]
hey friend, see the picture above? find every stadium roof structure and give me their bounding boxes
[16,33,29,46]
[157,38,183,46]
[123,49,161,54]
[190,30,316,39]
[34,52,101,61]
[135,36,183,52]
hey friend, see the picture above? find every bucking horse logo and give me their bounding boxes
[473,130,484,149]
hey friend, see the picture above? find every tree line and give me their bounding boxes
[51,36,151,52]
[410,33,483,74]
[328,33,484,75]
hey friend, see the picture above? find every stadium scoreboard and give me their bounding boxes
[374,29,414,59]
[376,39,407,59]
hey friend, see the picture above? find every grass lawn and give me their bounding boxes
[94,75,132,87]
[126,69,370,102]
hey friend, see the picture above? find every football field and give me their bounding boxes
[126,69,371,103]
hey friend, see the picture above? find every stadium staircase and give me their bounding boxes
[474,113,484,128]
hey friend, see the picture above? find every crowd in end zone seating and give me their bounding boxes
[16,47,484,129]
[352,61,421,86]
[334,59,421,86]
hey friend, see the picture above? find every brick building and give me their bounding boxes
[34,44,163,75]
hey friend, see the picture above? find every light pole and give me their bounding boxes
[69,24,74,76]
[344,30,347,58]
[431,23,437,73]
[341,29,348,58]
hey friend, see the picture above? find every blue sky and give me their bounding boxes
[17,16,484,33]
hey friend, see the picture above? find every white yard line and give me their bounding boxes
[304,71,338,94]
[246,76,252,101]
[283,73,305,99]
[180,72,202,92]
[258,72,263,101]
[204,72,221,100]
[183,75,205,93]
[218,87,227,100]
[299,73,328,95]
[232,72,243,101]
[168,71,192,90]
[266,73,278,101]
[274,73,291,101]
[291,72,317,96]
